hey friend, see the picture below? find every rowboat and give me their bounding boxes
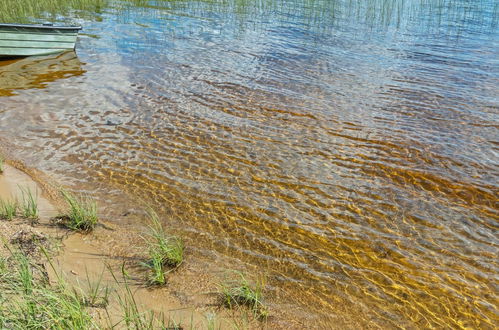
[0,23,81,58]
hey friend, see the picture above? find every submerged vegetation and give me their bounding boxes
[142,209,184,285]
[60,190,98,232]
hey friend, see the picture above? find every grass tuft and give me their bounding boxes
[220,271,268,320]
[108,263,166,329]
[75,268,111,308]
[0,155,4,174]
[60,190,98,232]
[0,246,96,329]
[1,242,177,329]
[141,209,184,286]
[0,198,17,220]
[19,186,39,220]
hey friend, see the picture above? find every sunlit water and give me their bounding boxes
[1,0,498,327]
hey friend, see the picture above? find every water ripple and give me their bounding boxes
[1,0,498,328]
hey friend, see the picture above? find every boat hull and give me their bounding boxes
[0,24,81,58]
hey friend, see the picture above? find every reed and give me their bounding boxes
[219,271,268,320]
[0,0,106,23]
[19,186,38,220]
[141,209,184,286]
[60,190,98,232]
[0,198,17,221]
[1,0,496,38]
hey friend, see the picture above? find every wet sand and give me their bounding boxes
[0,161,305,329]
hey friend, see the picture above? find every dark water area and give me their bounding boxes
[0,0,498,327]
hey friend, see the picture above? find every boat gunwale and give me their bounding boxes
[0,23,82,31]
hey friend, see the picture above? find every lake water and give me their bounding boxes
[0,0,498,327]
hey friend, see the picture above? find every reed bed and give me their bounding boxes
[0,0,106,23]
[1,0,495,33]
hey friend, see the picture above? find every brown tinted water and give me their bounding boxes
[0,0,498,328]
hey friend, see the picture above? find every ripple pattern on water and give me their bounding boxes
[0,0,498,328]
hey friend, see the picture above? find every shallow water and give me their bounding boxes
[0,0,498,327]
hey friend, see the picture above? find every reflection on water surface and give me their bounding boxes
[0,0,498,328]
[0,52,84,96]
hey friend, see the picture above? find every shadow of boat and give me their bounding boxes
[0,51,85,96]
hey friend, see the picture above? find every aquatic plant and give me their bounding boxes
[0,0,106,23]
[219,271,268,320]
[0,198,17,221]
[60,190,98,232]
[142,209,184,285]
[19,186,38,220]
[1,0,496,36]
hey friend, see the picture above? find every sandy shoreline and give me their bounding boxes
[0,161,304,329]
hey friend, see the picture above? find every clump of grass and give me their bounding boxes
[0,198,17,220]
[141,209,184,286]
[0,246,96,329]
[74,268,111,308]
[19,186,38,220]
[1,243,180,329]
[220,272,268,320]
[146,247,168,285]
[0,155,4,174]
[60,190,98,232]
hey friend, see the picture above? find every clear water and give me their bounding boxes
[0,0,498,327]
